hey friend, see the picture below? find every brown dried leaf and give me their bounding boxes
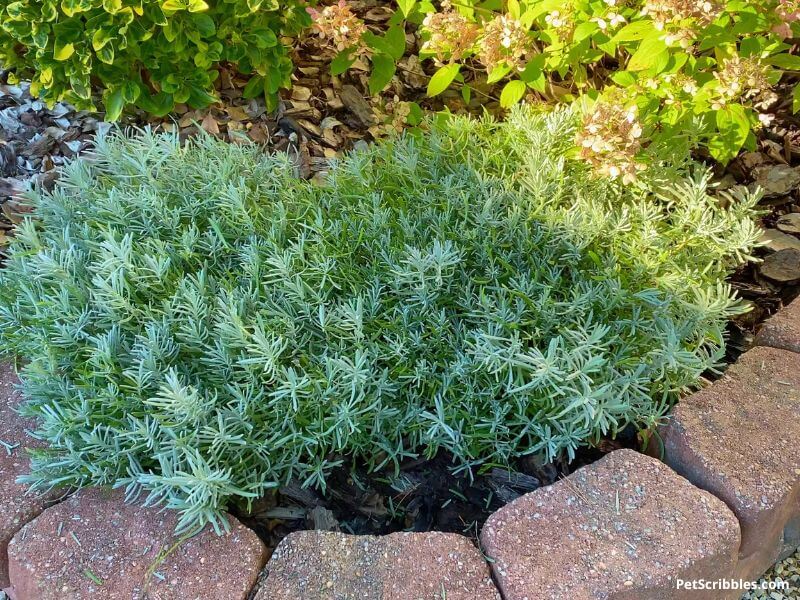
[225,106,250,122]
[249,123,272,144]
[201,113,220,136]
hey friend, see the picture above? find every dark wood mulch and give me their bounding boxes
[231,424,641,551]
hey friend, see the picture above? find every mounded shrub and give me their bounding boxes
[0,0,310,119]
[0,107,759,532]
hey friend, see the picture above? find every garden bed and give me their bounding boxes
[1,0,800,596]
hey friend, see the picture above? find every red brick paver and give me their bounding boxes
[255,530,501,600]
[5,488,267,600]
[481,449,741,600]
[0,363,62,588]
[754,297,800,354]
[661,346,800,581]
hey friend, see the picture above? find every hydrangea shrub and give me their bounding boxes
[321,0,800,164]
[0,107,759,532]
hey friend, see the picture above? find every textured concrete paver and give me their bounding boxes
[481,449,741,600]
[5,488,267,600]
[661,346,800,582]
[255,529,501,600]
[0,363,62,588]
[754,297,800,354]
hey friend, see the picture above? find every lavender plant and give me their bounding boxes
[0,107,759,532]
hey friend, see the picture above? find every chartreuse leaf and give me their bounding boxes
[627,37,668,72]
[53,41,74,60]
[161,0,206,11]
[92,28,114,51]
[500,80,526,108]
[427,63,459,96]
[396,0,416,17]
[573,21,597,42]
[611,71,637,87]
[519,55,546,92]
[96,43,114,64]
[160,0,184,10]
[102,0,121,13]
[613,20,656,42]
[487,63,512,84]
[709,104,751,164]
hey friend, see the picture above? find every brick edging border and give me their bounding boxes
[2,297,799,599]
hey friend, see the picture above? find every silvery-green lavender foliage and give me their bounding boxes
[0,106,759,533]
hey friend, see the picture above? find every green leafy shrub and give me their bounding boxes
[325,0,799,163]
[0,0,310,118]
[0,107,758,532]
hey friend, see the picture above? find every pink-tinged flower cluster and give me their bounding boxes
[307,0,367,52]
[421,1,479,63]
[774,0,800,38]
[712,56,778,111]
[576,100,645,184]
[642,0,722,28]
[478,15,530,71]
[641,0,722,46]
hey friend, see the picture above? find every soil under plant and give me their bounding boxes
[233,425,640,551]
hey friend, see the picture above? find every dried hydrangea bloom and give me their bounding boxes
[667,74,699,105]
[641,0,723,29]
[591,12,626,32]
[774,0,800,38]
[387,99,412,132]
[641,0,721,47]
[712,56,778,111]
[662,28,696,48]
[575,100,645,184]
[642,74,697,106]
[307,0,367,52]
[478,14,530,72]
[545,9,576,40]
[421,1,479,62]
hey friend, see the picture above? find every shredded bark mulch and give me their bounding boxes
[231,425,640,551]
